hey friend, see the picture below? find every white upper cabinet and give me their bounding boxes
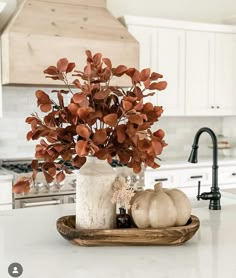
[127,26,154,70]
[186,32,236,116]
[0,40,2,118]
[127,25,185,116]
[156,28,185,116]
[185,31,215,116]
[122,16,236,116]
[214,33,236,115]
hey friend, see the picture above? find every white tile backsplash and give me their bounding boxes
[222,117,236,156]
[0,86,225,160]
[154,116,223,160]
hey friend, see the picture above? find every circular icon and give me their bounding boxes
[8,263,23,277]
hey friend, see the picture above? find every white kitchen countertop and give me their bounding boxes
[1,194,236,278]
[151,155,236,170]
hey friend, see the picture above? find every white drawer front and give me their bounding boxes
[179,168,211,187]
[0,180,12,204]
[219,166,236,185]
[144,170,178,189]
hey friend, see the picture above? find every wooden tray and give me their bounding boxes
[56,215,200,246]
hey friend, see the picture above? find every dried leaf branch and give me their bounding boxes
[13,50,167,193]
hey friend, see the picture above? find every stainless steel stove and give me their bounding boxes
[1,160,77,209]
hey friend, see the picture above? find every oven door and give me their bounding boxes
[14,194,75,209]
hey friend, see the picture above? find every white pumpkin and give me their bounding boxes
[131,183,192,228]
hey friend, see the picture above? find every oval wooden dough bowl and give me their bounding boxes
[56,215,200,246]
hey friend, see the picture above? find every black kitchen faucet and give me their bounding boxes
[188,127,221,210]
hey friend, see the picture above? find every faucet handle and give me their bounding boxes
[197,180,201,201]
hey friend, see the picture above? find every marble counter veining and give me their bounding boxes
[1,197,236,278]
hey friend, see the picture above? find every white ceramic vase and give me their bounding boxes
[76,156,116,229]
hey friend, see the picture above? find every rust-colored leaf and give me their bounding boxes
[76,124,91,139]
[73,93,86,104]
[134,99,143,111]
[13,177,31,194]
[94,149,109,160]
[150,72,163,80]
[43,171,54,184]
[153,129,165,139]
[154,106,164,117]
[77,107,90,119]
[128,114,143,125]
[40,103,52,112]
[35,90,50,104]
[113,65,127,76]
[103,114,117,127]
[57,58,69,72]
[86,50,93,60]
[116,125,126,143]
[133,87,143,99]
[102,57,112,69]
[72,156,86,168]
[125,68,136,77]
[149,81,167,91]
[94,89,111,100]
[73,79,82,89]
[31,160,38,170]
[56,171,66,183]
[93,53,102,65]
[152,139,163,155]
[140,68,150,81]
[26,131,33,141]
[138,139,151,151]
[68,103,78,115]
[84,63,92,76]
[118,151,130,164]
[43,66,58,75]
[122,100,133,111]
[53,144,64,153]
[132,70,141,84]
[66,62,76,73]
[123,96,137,103]
[57,92,64,108]
[75,140,89,157]
[92,129,107,144]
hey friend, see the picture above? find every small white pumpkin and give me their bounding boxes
[131,183,191,228]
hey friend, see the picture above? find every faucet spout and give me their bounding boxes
[188,127,221,210]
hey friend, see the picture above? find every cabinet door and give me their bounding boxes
[155,28,185,116]
[214,33,236,115]
[0,39,2,117]
[0,179,12,205]
[127,26,157,104]
[127,26,155,70]
[185,31,215,116]
[144,169,178,189]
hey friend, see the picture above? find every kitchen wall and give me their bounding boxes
[0,86,224,160]
[107,0,236,24]
[154,116,223,160]
[0,0,234,160]
[222,117,236,156]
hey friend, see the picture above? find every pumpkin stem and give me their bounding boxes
[154,182,163,192]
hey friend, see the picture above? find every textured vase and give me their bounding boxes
[76,156,116,229]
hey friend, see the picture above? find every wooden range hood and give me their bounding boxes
[1,0,139,86]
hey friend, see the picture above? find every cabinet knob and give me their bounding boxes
[216,106,220,109]
[211,106,214,109]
